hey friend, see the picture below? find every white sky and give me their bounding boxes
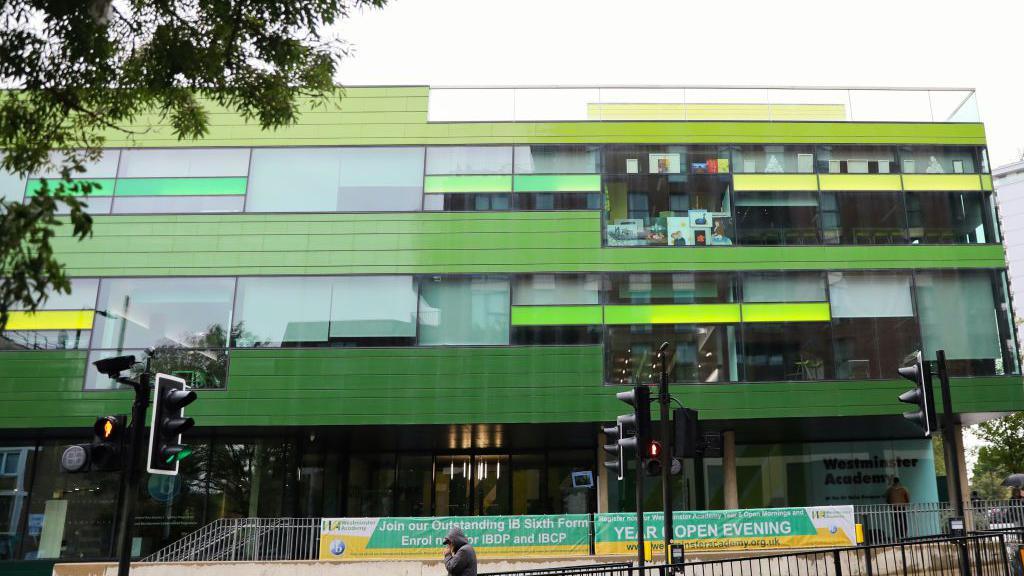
[334,0,1024,167]
[333,0,1023,476]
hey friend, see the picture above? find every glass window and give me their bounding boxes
[424,193,511,211]
[54,196,113,215]
[513,192,602,210]
[232,276,418,348]
[474,455,510,515]
[32,150,120,179]
[547,450,594,514]
[0,153,26,203]
[743,272,826,302]
[605,173,733,247]
[898,146,985,174]
[247,147,424,212]
[915,270,1007,376]
[111,195,245,214]
[815,145,897,174]
[605,273,736,304]
[0,330,89,350]
[418,277,510,345]
[513,145,599,174]
[511,326,602,346]
[686,146,732,175]
[829,272,919,379]
[395,455,433,517]
[742,323,834,381]
[733,145,815,173]
[604,145,687,175]
[9,278,98,311]
[735,191,819,245]
[511,454,545,515]
[513,274,600,305]
[346,454,395,517]
[90,277,235,349]
[426,147,513,175]
[906,191,995,244]
[607,324,739,384]
[435,455,472,516]
[821,192,908,245]
[117,148,250,178]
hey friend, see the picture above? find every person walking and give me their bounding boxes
[443,527,477,576]
[885,477,911,540]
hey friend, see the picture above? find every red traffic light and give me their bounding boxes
[648,440,663,459]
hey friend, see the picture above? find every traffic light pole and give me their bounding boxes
[635,448,645,568]
[116,367,151,576]
[657,342,674,565]
[935,350,964,519]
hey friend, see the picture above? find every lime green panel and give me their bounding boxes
[818,174,903,191]
[114,177,248,196]
[902,174,983,191]
[981,174,993,191]
[424,175,512,193]
[741,302,831,323]
[733,174,818,191]
[25,178,115,197]
[513,174,602,193]
[604,304,742,325]
[511,305,603,326]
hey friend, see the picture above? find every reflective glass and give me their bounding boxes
[8,278,98,311]
[513,145,599,174]
[111,195,244,214]
[117,148,250,177]
[513,274,600,305]
[85,348,228,390]
[833,317,920,379]
[336,147,424,211]
[32,150,120,179]
[418,277,510,345]
[915,270,1003,376]
[743,272,826,302]
[435,455,472,516]
[511,454,545,515]
[512,192,601,210]
[906,192,994,244]
[547,450,594,514]
[741,323,834,381]
[606,324,739,384]
[821,192,908,245]
[898,146,984,174]
[815,145,897,174]
[605,174,733,247]
[735,191,819,245]
[511,326,602,346]
[733,145,815,173]
[0,153,26,202]
[474,455,510,515]
[605,273,736,304]
[90,277,235,349]
[426,147,513,175]
[329,276,418,339]
[395,455,433,516]
[346,454,395,517]
[0,330,90,350]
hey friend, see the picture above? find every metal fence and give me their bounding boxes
[142,501,1024,565]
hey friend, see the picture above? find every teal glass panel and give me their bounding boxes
[329,276,418,338]
[742,272,826,302]
[418,277,510,345]
[915,270,1000,364]
[114,177,247,196]
[232,277,332,347]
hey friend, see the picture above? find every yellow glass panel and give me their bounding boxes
[901,174,982,191]
[5,310,95,331]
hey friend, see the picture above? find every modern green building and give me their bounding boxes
[0,86,1019,562]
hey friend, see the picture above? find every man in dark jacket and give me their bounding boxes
[443,526,477,576]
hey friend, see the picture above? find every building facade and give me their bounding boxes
[0,86,1020,562]
[995,159,1024,345]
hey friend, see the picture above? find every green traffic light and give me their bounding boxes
[177,447,193,461]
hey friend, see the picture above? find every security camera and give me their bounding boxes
[92,354,137,378]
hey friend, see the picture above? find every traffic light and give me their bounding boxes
[674,407,701,458]
[643,440,663,476]
[148,373,196,475]
[897,351,936,438]
[616,386,652,447]
[603,420,625,481]
[60,415,126,473]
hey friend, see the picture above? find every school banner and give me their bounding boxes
[319,515,591,560]
[594,506,855,554]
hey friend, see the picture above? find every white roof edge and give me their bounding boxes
[428,85,978,92]
[994,160,1024,177]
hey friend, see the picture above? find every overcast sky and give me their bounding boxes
[334,0,1024,168]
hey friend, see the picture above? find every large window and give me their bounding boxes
[607,324,739,384]
[733,145,814,173]
[742,323,834,381]
[821,191,908,244]
[117,148,250,178]
[427,147,513,175]
[735,191,819,245]
[1,278,98,351]
[829,272,919,379]
[915,270,1016,376]
[605,273,735,304]
[742,272,826,302]
[605,173,734,247]
[898,146,986,174]
[816,145,897,174]
[232,276,418,347]
[906,191,996,244]
[246,147,424,212]
[513,145,599,174]
[418,277,510,345]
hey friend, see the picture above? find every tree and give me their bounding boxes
[0,0,386,327]
[974,413,1024,477]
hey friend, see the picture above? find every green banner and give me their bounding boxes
[319,515,590,560]
[594,506,855,553]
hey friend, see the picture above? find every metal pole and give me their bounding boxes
[116,358,152,576]
[636,448,645,568]
[658,342,673,565]
[936,350,965,518]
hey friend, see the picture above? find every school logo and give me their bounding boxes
[330,538,347,556]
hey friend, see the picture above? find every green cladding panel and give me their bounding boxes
[49,212,1006,277]
[604,304,742,325]
[1,349,1020,428]
[114,177,248,196]
[511,305,603,326]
